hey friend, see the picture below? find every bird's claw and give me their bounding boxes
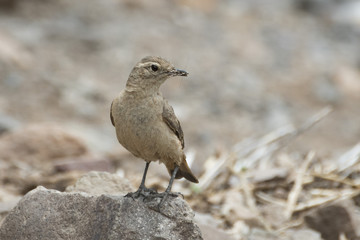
[143,191,180,200]
[125,187,158,200]
[142,191,182,212]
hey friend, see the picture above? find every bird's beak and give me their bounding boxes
[170,69,188,77]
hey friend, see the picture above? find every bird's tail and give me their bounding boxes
[174,156,199,183]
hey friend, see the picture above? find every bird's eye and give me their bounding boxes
[151,64,159,72]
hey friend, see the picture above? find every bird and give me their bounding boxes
[110,56,198,208]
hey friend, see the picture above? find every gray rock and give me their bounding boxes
[305,204,359,240]
[65,171,134,195]
[0,186,203,240]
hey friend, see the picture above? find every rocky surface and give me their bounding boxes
[0,124,87,164]
[0,186,203,240]
[66,171,134,195]
[0,124,89,194]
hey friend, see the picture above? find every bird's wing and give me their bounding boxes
[110,100,115,126]
[162,101,184,149]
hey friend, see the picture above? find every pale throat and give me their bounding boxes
[125,80,164,97]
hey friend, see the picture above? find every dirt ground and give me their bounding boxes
[0,0,360,239]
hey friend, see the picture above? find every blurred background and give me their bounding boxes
[0,0,360,239]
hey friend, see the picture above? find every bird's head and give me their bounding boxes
[126,56,188,93]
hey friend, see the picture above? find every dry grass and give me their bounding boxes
[178,106,360,239]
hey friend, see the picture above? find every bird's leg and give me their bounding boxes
[125,162,157,199]
[163,165,179,194]
[144,165,181,211]
[138,161,150,190]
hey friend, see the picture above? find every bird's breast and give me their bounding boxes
[113,95,164,159]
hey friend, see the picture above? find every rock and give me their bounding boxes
[66,171,134,195]
[0,124,89,193]
[0,124,87,164]
[0,199,20,224]
[54,155,114,173]
[0,186,203,240]
[0,188,21,225]
[23,171,82,193]
[305,204,359,240]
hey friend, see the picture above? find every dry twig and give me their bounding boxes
[285,151,315,219]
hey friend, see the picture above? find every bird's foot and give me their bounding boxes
[144,191,180,200]
[144,191,183,212]
[125,186,157,200]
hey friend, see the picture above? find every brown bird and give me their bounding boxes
[110,56,198,207]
